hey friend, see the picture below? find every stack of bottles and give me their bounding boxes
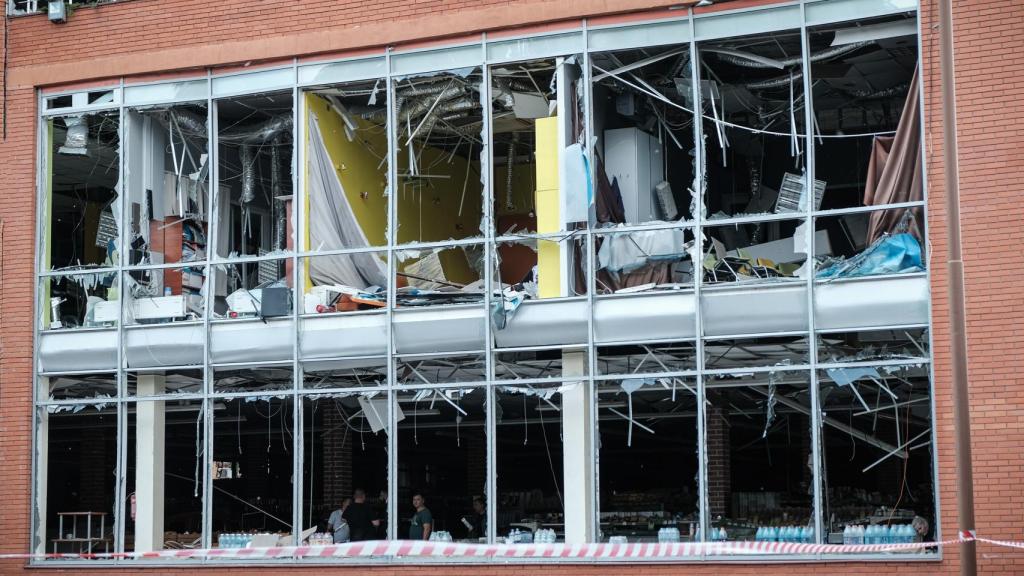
[708,527,729,541]
[428,530,453,542]
[843,524,916,545]
[217,533,253,548]
[658,527,681,543]
[534,529,557,543]
[754,526,814,543]
[506,528,534,544]
[308,532,333,546]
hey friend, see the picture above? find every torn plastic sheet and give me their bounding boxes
[491,286,526,330]
[816,233,923,279]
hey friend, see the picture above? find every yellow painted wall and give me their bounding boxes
[306,93,483,286]
[534,115,561,298]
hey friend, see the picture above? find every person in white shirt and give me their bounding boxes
[327,498,352,544]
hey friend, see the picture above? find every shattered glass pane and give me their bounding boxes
[493,348,587,381]
[123,265,206,324]
[703,334,810,370]
[393,245,485,308]
[125,103,210,267]
[597,340,697,375]
[303,359,388,390]
[394,68,486,244]
[591,45,696,226]
[301,252,387,315]
[396,353,486,386]
[596,377,699,542]
[592,226,693,295]
[704,371,813,541]
[817,328,928,364]
[126,368,204,396]
[818,363,935,546]
[47,112,121,272]
[41,271,119,330]
[809,14,920,212]
[41,372,118,401]
[702,218,807,284]
[698,29,807,219]
[212,364,293,393]
[213,258,293,320]
[215,91,294,258]
[306,79,389,250]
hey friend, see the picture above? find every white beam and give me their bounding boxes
[134,375,166,552]
[561,352,593,543]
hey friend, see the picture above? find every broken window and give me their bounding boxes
[490,57,588,235]
[212,364,293,394]
[302,393,389,542]
[36,405,118,556]
[495,383,570,542]
[704,371,814,542]
[597,341,697,376]
[493,347,587,382]
[702,218,808,284]
[41,271,119,331]
[213,258,293,320]
[394,68,485,244]
[591,44,697,226]
[126,368,204,396]
[814,205,925,279]
[125,103,210,267]
[699,30,808,220]
[302,359,387,390]
[300,251,387,315]
[596,378,699,542]
[493,235,587,304]
[211,397,294,539]
[818,364,934,545]
[818,327,928,364]
[396,387,486,541]
[215,92,294,259]
[396,353,486,386]
[123,265,207,324]
[305,79,389,251]
[703,335,810,371]
[394,245,484,308]
[40,372,118,401]
[593,226,693,294]
[125,398,205,552]
[46,112,121,272]
[809,14,920,213]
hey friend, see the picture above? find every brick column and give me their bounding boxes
[320,408,353,510]
[464,434,486,497]
[706,404,731,518]
[77,426,111,513]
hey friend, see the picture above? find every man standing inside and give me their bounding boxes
[409,493,433,541]
[343,488,381,541]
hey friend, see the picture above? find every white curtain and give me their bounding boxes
[307,113,388,289]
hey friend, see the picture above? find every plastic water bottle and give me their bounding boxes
[802,526,812,543]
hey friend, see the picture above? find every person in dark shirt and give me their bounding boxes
[409,493,433,540]
[463,496,486,540]
[342,488,381,541]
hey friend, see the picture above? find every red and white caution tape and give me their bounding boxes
[6,532,1021,561]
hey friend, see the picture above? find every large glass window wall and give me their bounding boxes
[33,0,934,564]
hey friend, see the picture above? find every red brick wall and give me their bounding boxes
[2,0,1024,573]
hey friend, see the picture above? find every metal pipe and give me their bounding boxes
[940,0,976,573]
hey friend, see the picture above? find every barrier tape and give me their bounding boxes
[1,532,1016,561]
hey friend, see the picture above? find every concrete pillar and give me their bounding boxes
[561,351,593,543]
[134,375,165,552]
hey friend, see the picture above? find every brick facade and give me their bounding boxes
[2,0,1024,573]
